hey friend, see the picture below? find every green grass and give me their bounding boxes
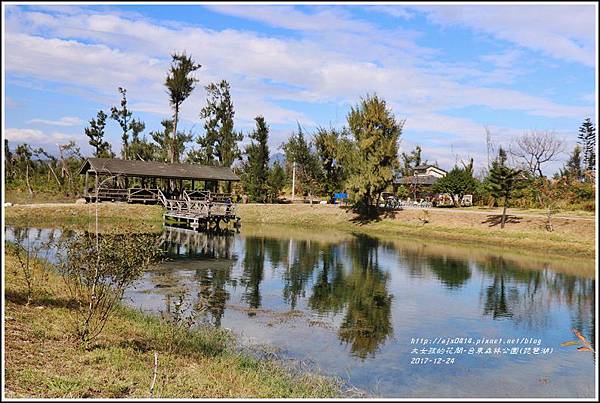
[4,251,344,398]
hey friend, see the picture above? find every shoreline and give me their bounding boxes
[4,202,595,260]
[3,250,348,398]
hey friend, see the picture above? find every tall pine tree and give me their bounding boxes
[267,161,286,202]
[165,52,201,163]
[150,119,192,163]
[346,94,402,215]
[242,116,270,202]
[85,110,114,158]
[578,118,596,173]
[282,125,323,202]
[198,80,243,167]
[314,127,351,203]
[110,87,133,159]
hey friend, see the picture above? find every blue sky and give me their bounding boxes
[3,3,597,175]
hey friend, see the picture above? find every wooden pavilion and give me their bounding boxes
[79,158,240,204]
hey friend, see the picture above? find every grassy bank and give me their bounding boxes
[4,202,596,258]
[4,250,343,398]
[238,204,595,259]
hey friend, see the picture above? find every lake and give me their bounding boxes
[5,225,596,398]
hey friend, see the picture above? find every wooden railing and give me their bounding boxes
[128,188,159,202]
[93,187,129,201]
[184,190,211,201]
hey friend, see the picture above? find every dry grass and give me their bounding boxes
[3,251,343,398]
[4,201,596,258]
[236,204,596,259]
[4,203,164,233]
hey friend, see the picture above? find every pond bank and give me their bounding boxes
[3,250,346,398]
[4,202,595,259]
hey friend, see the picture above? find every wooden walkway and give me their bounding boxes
[158,190,240,231]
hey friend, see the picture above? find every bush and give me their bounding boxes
[56,232,162,344]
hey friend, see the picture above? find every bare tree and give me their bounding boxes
[509,130,564,177]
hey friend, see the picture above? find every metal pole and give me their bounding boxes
[291,161,296,201]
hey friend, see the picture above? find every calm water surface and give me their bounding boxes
[5,225,596,398]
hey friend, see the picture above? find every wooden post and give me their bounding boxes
[292,161,296,201]
[192,180,195,190]
[84,171,89,197]
[95,173,99,201]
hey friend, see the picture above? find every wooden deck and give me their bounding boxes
[159,190,240,231]
[85,186,241,231]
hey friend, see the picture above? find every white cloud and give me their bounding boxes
[5,128,76,144]
[5,6,589,121]
[420,4,596,67]
[27,116,83,126]
[364,5,414,19]
[3,5,595,173]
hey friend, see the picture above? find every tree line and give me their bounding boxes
[5,52,596,218]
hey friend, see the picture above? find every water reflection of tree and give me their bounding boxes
[308,236,394,360]
[194,259,236,327]
[154,228,238,326]
[240,237,265,310]
[241,234,394,359]
[478,256,595,345]
[282,240,321,309]
[426,256,471,289]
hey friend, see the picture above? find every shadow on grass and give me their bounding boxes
[342,205,400,225]
[5,289,79,310]
[482,214,522,227]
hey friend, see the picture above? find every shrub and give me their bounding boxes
[56,232,162,344]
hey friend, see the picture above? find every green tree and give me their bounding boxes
[560,145,584,181]
[127,118,156,161]
[314,127,350,202]
[346,95,402,215]
[432,166,479,207]
[487,148,525,228]
[578,118,596,173]
[267,161,286,202]
[399,145,423,176]
[165,52,201,163]
[5,140,15,181]
[150,119,192,163]
[85,110,114,158]
[282,125,323,202]
[242,116,270,202]
[110,87,133,159]
[198,80,243,167]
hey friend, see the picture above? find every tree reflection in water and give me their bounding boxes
[160,228,237,326]
[426,256,471,289]
[477,255,595,349]
[237,234,395,359]
[335,236,393,359]
[240,237,265,311]
[13,224,588,360]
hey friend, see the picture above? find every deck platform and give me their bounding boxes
[159,190,240,231]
